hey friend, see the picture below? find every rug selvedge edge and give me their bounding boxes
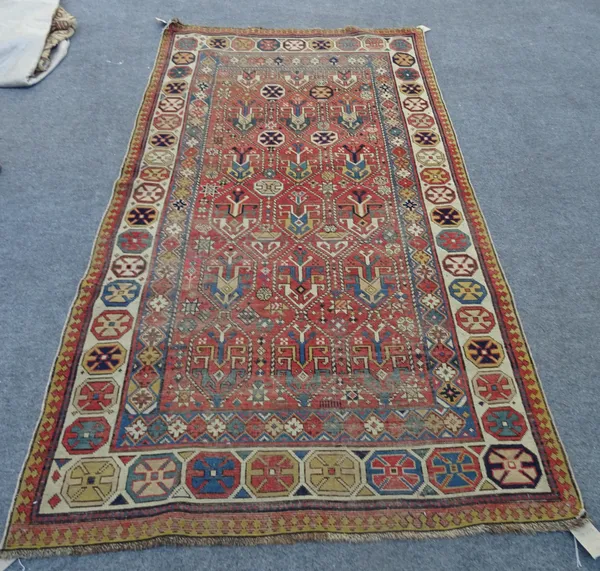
[410,29,583,515]
[0,21,179,553]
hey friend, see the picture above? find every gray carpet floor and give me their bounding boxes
[0,0,599,569]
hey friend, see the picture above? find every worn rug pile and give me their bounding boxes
[1,23,584,557]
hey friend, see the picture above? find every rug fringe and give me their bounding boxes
[0,517,590,560]
[161,20,423,35]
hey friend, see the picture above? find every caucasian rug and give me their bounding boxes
[1,23,585,557]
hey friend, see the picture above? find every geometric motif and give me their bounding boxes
[464,337,505,368]
[62,418,110,454]
[455,306,495,334]
[1,25,583,557]
[366,450,424,494]
[442,254,478,277]
[484,445,542,489]
[435,229,471,252]
[100,280,141,307]
[426,447,482,494]
[449,279,488,304]
[482,407,527,440]
[90,310,134,340]
[431,206,461,226]
[126,206,158,226]
[82,343,126,374]
[133,182,166,204]
[425,186,456,204]
[60,458,120,508]
[186,452,241,499]
[126,454,182,503]
[246,451,299,497]
[73,378,118,412]
[117,229,153,253]
[473,371,516,403]
[305,451,360,496]
[111,255,146,278]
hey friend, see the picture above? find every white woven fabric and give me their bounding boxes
[0,0,70,87]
